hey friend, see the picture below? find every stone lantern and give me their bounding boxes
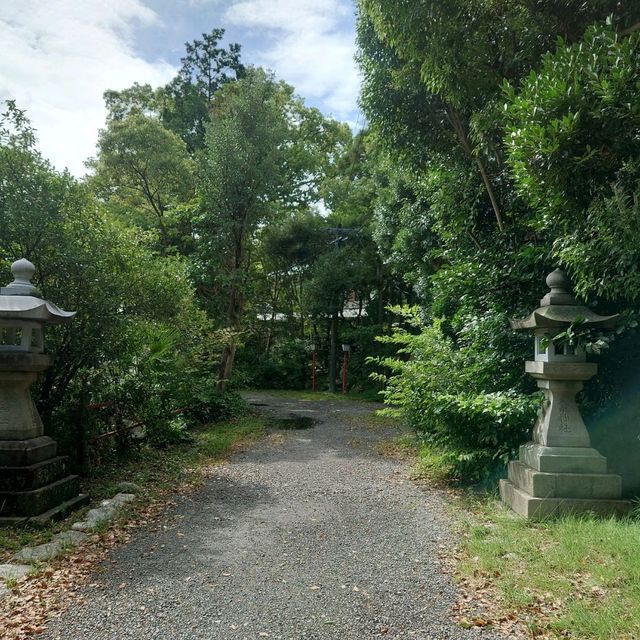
[0,258,87,525]
[500,269,631,518]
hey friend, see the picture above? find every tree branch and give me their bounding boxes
[447,106,505,232]
[620,22,640,37]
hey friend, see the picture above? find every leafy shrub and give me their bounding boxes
[506,24,640,229]
[146,414,193,447]
[234,336,310,390]
[0,102,229,464]
[187,386,248,424]
[505,24,640,305]
[371,308,540,481]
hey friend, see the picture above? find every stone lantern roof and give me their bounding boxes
[0,259,75,324]
[510,268,617,331]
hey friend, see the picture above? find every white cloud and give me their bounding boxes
[224,0,361,119]
[0,0,362,175]
[0,0,176,176]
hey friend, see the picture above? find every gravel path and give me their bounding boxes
[42,392,497,640]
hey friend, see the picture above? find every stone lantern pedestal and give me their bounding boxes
[0,259,87,525]
[500,269,632,519]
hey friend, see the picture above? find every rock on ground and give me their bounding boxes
[12,530,88,564]
[71,493,135,532]
[41,393,499,640]
[0,564,30,580]
[13,541,65,564]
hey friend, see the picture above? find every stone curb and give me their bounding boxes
[0,564,30,580]
[0,488,140,601]
[71,493,135,532]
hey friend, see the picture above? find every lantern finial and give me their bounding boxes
[1,258,41,297]
[546,268,569,292]
[540,267,576,306]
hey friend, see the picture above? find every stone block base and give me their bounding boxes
[0,456,70,491]
[0,493,89,528]
[0,435,87,525]
[500,479,632,519]
[508,460,622,499]
[519,442,607,474]
[0,436,57,466]
[501,440,632,519]
[0,474,82,517]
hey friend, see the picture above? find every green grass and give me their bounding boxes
[82,415,267,502]
[252,388,381,402]
[412,441,459,485]
[0,528,42,557]
[374,436,640,638]
[3,576,17,589]
[376,435,459,484]
[343,410,403,431]
[456,496,640,639]
[0,414,267,560]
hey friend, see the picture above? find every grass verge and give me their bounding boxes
[455,495,640,639]
[410,442,640,639]
[0,414,267,560]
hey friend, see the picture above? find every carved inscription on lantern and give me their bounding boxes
[559,403,572,433]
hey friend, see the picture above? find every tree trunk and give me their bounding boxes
[447,106,505,232]
[328,309,338,393]
[216,217,249,392]
[217,343,237,393]
[376,259,386,325]
[217,280,244,392]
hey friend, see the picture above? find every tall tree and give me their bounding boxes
[357,0,640,234]
[196,68,349,389]
[0,101,208,445]
[102,29,244,153]
[89,113,195,255]
[163,29,244,152]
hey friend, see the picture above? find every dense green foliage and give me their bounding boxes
[505,24,640,302]
[0,102,228,467]
[373,311,539,480]
[0,30,361,471]
[357,3,640,485]
[3,11,640,490]
[89,112,195,254]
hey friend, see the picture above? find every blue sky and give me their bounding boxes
[0,0,361,176]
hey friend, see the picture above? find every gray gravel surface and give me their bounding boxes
[42,392,497,640]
